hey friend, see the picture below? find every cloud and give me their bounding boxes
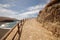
[27,4,45,11]
[16,10,39,19]
[17,4,46,19]
[0,4,46,20]
[0,7,18,17]
[0,4,15,8]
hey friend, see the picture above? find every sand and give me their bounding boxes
[20,18,58,40]
[0,28,9,39]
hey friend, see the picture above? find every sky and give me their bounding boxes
[0,0,50,20]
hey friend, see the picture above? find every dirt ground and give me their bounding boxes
[20,18,59,40]
[0,28,9,39]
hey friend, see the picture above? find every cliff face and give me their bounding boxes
[37,0,60,38]
[38,4,60,23]
[0,17,18,25]
[0,17,18,22]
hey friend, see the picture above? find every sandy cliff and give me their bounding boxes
[37,0,60,39]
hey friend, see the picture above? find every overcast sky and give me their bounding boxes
[0,0,50,20]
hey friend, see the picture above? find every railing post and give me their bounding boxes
[18,20,23,40]
[18,23,20,40]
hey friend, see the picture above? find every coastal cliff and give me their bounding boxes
[37,0,60,38]
[0,0,60,40]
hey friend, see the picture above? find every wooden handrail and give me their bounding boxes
[1,22,18,40]
[1,20,25,40]
[12,31,18,40]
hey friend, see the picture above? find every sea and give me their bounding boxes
[0,21,19,29]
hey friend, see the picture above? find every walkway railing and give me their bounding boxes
[1,19,25,40]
